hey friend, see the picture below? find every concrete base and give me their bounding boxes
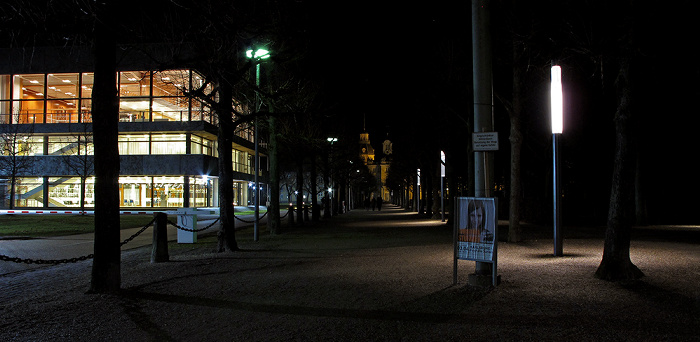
[468,273,501,287]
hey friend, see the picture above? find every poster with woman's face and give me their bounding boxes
[456,197,496,261]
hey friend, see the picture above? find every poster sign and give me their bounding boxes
[455,197,496,262]
[453,197,498,286]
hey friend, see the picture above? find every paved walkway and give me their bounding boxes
[0,212,260,276]
[1,205,698,341]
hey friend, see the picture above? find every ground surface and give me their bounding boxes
[1,205,698,341]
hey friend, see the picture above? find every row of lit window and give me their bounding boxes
[1,134,215,156]
[9,175,217,208]
[0,70,219,125]
[0,70,207,101]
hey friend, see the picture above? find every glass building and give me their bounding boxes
[0,69,266,209]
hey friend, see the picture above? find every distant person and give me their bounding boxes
[376,196,382,211]
[371,197,376,211]
[364,197,370,210]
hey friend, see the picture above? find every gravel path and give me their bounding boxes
[1,205,698,341]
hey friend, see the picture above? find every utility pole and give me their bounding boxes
[471,0,495,286]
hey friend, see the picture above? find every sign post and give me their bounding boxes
[453,197,498,286]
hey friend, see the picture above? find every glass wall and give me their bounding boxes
[12,177,44,207]
[189,176,211,207]
[48,136,93,155]
[0,135,44,156]
[9,175,246,209]
[1,70,221,125]
[151,134,186,154]
[48,176,94,207]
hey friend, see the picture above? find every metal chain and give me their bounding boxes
[119,218,156,246]
[233,211,269,223]
[167,217,220,232]
[0,218,156,265]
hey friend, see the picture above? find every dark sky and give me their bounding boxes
[300,1,700,224]
[305,2,459,136]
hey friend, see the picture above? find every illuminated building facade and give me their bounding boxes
[359,130,391,202]
[0,50,264,209]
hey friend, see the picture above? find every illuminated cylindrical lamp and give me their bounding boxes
[551,64,563,256]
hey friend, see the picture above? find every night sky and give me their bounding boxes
[302,1,700,224]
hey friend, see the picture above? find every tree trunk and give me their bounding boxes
[323,149,331,218]
[295,154,304,224]
[9,174,16,210]
[268,113,281,235]
[80,177,87,214]
[310,154,319,221]
[595,60,643,281]
[508,42,523,242]
[90,1,121,293]
[216,77,238,252]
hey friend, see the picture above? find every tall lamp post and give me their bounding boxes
[441,151,446,222]
[246,47,271,242]
[327,137,337,215]
[551,64,564,256]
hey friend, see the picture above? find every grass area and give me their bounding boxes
[0,215,156,238]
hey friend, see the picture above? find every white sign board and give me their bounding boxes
[440,151,446,177]
[453,197,498,286]
[472,132,499,151]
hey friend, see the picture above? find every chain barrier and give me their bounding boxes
[0,218,156,265]
[3,211,288,265]
[233,211,269,223]
[167,217,220,232]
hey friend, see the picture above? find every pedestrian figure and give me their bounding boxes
[364,197,370,210]
[371,197,376,211]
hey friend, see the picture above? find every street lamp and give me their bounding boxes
[441,151,446,222]
[327,137,337,216]
[416,168,421,214]
[551,64,563,256]
[246,47,271,242]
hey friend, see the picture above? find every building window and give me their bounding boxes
[12,177,44,207]
[1,135,44,156]
[191,134,214,156]
[151,134,186,154]
[118,134,149,155]
[48,176,93,207]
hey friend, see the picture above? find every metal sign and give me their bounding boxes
[472,132,499,151]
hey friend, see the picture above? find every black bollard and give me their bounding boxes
[151,212,169,263]
[288,206,295,226]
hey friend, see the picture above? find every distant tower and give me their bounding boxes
[359,127,392,202]
[359,131,375,165]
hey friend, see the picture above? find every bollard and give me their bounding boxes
[151,212,169,263]
[304,205,310,221]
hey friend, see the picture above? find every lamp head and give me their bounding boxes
[246,48,271,60]
[551,65,563,134]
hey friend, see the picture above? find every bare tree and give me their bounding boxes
[559,0,644,281]
[0,115,36,209]
[60,123,94,213]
